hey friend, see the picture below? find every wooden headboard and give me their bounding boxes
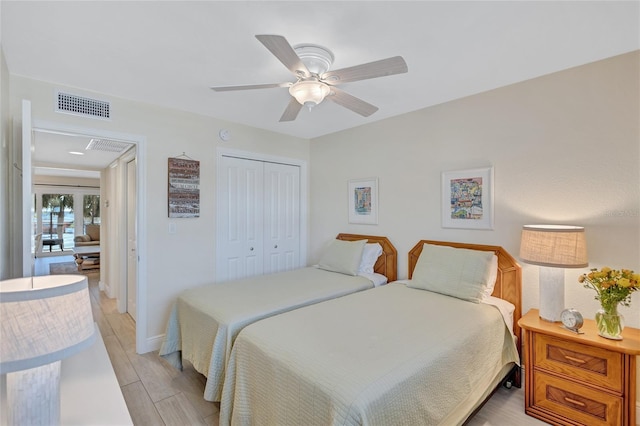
[336,234,398,282]
[407,240,522,342]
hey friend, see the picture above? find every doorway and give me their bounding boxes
[25,116,148,353]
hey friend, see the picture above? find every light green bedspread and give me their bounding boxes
[158,267,374,401]
[220,282,519,425]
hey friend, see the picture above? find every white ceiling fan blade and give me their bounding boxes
[211,82,290,92]
[321,56,408,84]
[279,98,304,122]
[256,34,310,78]
[327,87,378,117]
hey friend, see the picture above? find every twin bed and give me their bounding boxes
[160,236,522,425]
[159,234,397,401]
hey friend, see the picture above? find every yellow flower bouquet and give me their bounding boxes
[579,267,639,339]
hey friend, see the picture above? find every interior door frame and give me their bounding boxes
[215,147,308,282]
[21,100,33,277]
[124,152,137,321]
[28,118,149,354]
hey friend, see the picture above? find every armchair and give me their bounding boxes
[74,224,100,247]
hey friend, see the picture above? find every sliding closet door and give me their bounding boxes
[218,156,264,281]
[263,162,300,274]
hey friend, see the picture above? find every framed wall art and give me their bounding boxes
[348,178,378,225]
[441,167,494,229]
[168,156,200,218]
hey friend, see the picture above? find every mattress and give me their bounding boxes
[220,282,519,425]
[159,267,378,401]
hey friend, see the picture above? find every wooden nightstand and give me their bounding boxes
[518,309,640,426]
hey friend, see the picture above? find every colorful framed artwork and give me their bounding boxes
[441,167,494,229]
[348,178,378,225]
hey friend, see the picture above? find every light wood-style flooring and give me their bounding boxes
[39,255,546,425]
[87,275,221,425]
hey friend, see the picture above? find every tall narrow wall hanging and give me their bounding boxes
[168,154,200,218]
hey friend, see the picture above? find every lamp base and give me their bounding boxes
[539,267,565,322]
[7,361,61,426]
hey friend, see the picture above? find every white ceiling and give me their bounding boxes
[30,130,134,178]
[2,1,639,171]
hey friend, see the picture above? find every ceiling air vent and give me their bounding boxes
[56,91,110,120]
[86,138,133,153]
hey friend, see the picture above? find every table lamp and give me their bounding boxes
[519,225,588,322]
[0,274,96,426]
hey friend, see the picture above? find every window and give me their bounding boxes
[33,186,100,254]
[82,194,101,231]
[40,193,74,252]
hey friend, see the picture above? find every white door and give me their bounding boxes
[263,162,300,274]
[21,100,34,277]
[126,158,137,320]
[217,156,264,281]
[217,156,301,281]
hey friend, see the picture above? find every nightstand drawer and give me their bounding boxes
[533,370,623,426]
[534,333,623,392]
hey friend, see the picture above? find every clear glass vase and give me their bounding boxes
[595,305,624,340]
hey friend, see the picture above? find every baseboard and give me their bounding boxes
[141,333,164,354]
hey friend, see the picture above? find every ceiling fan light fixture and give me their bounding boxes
[211,35,408,122]
[289,80,330,109]
[293,44,334,75]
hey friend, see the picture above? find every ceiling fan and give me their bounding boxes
[210,35,408,122]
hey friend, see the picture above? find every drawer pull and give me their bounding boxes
[563,355,586,364]
[564,397,586,407]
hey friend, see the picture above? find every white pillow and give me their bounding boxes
[481,255,499,301]
[408,243,496,303]
[358,243,383,274]
[317,239,368,276]
[358,272,388,287]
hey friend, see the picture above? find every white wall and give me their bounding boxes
[0,46,10,280]
[310,51,640,404]
[9,75,311,350]
[33,174,100,188]
[311,51,639,324]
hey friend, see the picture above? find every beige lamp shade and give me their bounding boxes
[0,274,96,374]
[1,274,96,426]
[520,224,588,322]
[519,225,588,268]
